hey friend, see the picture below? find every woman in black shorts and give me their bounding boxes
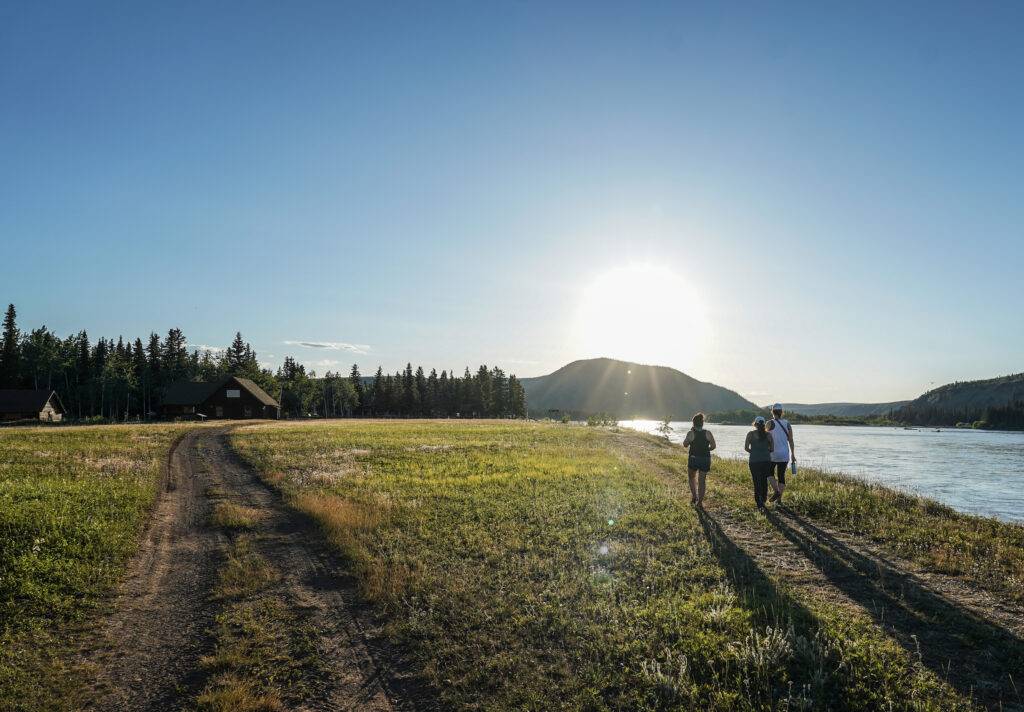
[682,412,716,506]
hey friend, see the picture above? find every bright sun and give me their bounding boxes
[573,264,707,369]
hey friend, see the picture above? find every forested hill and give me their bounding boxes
[896,372,1024,427]
[784,401,909,417]
[520,358,757,419]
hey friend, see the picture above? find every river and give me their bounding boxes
[620,420,1024,524]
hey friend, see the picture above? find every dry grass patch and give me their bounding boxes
[216,536,278,599]
[196,678,283,712]
[197,597,321,711]
[292,493,382,563]
[210,502,262,530]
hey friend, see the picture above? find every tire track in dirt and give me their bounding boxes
[83,428,223,711]
[83,426,420,711]
[195,428,407,711]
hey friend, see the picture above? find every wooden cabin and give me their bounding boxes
[161,376,279,420]
[0,389,66,422]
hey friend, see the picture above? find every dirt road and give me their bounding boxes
[83,426,408,711]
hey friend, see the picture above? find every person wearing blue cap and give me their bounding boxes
[745,415,774,511]
[767,403,795,503]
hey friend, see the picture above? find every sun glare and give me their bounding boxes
[573,264,707,369]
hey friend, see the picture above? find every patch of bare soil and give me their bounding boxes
[81,427,422,711]
[81,429,222,710]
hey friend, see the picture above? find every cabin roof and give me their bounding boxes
[162,376,278,407]
[232,377,278,406]
[0,389,64,414]
[162,380,222,406]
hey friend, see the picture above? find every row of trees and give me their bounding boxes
[896,401,1024,429]
[979,401,1024,430]
[273,358,526,418]
[0,303,527,421]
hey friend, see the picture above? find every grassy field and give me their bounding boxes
[3,419,1020,710]
[232,420,1019,711]
[0,423,193,711]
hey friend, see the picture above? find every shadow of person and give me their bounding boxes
[766,507,1024,710]
[697,507,817,629]
[695,508,837,707]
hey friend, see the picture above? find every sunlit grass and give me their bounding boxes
[233,420,975,710]
[0,424,194,712]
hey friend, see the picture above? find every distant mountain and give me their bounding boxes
[782,401,909,417]
[897,372,1024,426]
[520,358,757,419]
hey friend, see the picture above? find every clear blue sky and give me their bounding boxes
[3,2,1022,403]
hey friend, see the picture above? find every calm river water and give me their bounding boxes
[620,420,1024,524]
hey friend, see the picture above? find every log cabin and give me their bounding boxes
[0,389,66,422]
[161,376,279,420]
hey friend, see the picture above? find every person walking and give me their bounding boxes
[767,403,795,503]
[744,416,774,512]
[682,412,716,506]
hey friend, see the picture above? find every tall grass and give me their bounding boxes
[233,421,974,710]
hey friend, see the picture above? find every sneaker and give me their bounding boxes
[768,492,781,503]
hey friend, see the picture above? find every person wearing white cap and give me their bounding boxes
[767,403,795,502]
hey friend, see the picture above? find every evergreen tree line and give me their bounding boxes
[277,358,526,419]
[896,401,1024,430]
[0,303,527,421]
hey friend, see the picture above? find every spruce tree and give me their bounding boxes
[426,368,439,417]
[0,303,21,387]
[438,370,450,416]
[371,366,384,416]
[402,363,417,415]
[475,365,492,416]
[415,366,428,416]
[132,338,147,417]
[509,375,527,418]
[490,366,509,417]
[226,332,247,374]
[460,367,475,416]
[75,332,90,417]
[161,328,189,383]
[349,364,363,415]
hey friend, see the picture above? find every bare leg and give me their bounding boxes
[768,476,782,496]
[696,471,707,505]
[687,468,698,503]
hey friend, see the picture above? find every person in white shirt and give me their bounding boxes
[766,403,796,503]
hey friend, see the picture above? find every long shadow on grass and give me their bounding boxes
[768,508,1024,710]
[696,508,840,708]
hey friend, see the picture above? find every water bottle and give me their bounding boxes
[791,459,798,475]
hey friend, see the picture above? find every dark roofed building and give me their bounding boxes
[0,389,66,422]
[161,376,279,420]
